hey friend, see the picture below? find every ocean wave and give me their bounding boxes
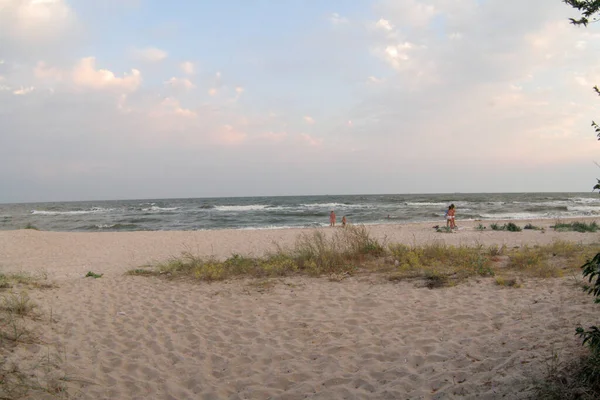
[405,202,448,207]
[215,205,269,212]
[479,212,548,220]
[299,203,374,209]
[141,206,179,212]
[32,207,113,216]
[569,197,600,204]
[567,206,600,213]
[82,223,141,231]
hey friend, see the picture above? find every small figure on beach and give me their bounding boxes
[329,211,336,227]
[342,216,347,227]
[446,204,456,229]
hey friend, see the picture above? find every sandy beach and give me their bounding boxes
[2,218,600,399]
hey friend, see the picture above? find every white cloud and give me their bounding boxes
[208,88,218,96]
[72,57,141,92]
[300,133,323,147]
[258,131,287,142]
[375,18,394,31]
[304,116,315,124]
[368,76,384,84]
[181,61,195,75]
[235,86,244,94]
[133,47,167,62]
[34,61,63,81]
[13,86,34,95]
[164,77,195,90]
[155,97,197,118]
[330,13,348,25]
[0,0,76,43]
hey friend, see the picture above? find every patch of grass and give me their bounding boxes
[490,223,502,231]
[1,292,36,317]
[23,223,39,230]
[553,221,599,233]
[436,226,453,233]
[505,222,522,232]
[475,224,487,231]
[534,353,600,400]
[524,223,542,230]
[495,276,521,288]
[489,222,522,232]
[127,268,155,276]
[85,271,103,279]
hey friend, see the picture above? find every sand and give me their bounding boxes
[1,218,599,399]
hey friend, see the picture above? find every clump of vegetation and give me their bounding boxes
[0,273,84,399]
[475,224,487,231]
[495,277,521,288]
[506,222,522,232]
[129,227,600,290]
[553,221,599,233]
[436,226,452,233]
[85,271,103,279]
[23,223,39,230]
[524,223,542,230]
[490,222,522,232]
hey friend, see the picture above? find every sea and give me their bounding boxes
[1,193,599,232]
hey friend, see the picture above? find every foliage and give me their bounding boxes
[564,0,600,26]
[489,222,522,232]
[85,271,103,279]
[553,221,599,232]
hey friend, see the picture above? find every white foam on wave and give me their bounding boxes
[215,205,269,212]
[142,206,178,212]
[300,202,373,209]
[479,212,548,220]
[405,202,448,207]
[569,197,600,204]
[32,207,113,216]
[96,224,116,229]
[567,205,600,213]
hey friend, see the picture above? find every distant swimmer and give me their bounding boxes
[342,216,347,227]
[330,211,336,227]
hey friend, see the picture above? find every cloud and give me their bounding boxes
[375,18,394,32]
[330,13,348,25]
[303,116,315,124]
[218,124,247,145]
[13,86,34,95]
[164,77,195,90]
[72,57,141,92]
[181,61,195,75]
[133,47,168,62]
[300,133,323,147]
[154,97,196,118]
[34,61,63,81]
[258,131,287,142]
[0,0,76,42]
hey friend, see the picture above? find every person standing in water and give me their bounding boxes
[330,211,336,227]
[342,216,347,227]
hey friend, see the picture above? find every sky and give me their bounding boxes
[1,0,600,203]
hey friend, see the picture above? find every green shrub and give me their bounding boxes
[554,222,599,233]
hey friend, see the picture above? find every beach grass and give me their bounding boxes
[0,273,81,399]
[553,221,599,233]
[128,226,600,288]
